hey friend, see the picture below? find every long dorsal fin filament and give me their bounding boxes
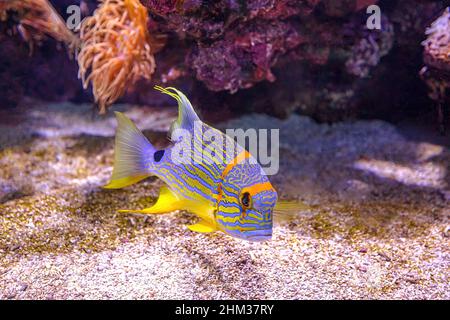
[154,85,200,133]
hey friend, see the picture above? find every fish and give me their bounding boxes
[104,86,295,241]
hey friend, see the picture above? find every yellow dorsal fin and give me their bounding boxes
[118,186,184,214]
[153,86,201,134]
[187,220,217,233]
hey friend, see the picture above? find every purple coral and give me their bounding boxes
[422,7,450,72]
[144,0,319,92]
[189,20,304,92]
[344,14,394,78]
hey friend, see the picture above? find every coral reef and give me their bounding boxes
[139,0,446,123]
[144,0,326,92]
[344,13,394,78]
[423,8,450,73]
[188,20,305,92]
[421,7,450,133]
[77,0,157,113]
[423,7,450,72]
[0,0,448,123]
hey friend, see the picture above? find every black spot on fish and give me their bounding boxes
[241,192,251,208]
[154,150,165,162]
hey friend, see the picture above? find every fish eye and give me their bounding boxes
[240,192,251,209]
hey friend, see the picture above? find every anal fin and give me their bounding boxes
[118,186,183,214]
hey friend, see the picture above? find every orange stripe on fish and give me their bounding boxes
[241,181,275,196]
[222,150,251,178]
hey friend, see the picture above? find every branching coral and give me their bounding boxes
[77,0,157,113]
[0,0,78,51]
[188,20,305,93]
[421,7,450,133]
[344,15,394,78]
[422,7,450,73]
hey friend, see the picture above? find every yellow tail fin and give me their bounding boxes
[104,112,154,189]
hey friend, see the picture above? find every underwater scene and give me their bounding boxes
[0,0,449,300]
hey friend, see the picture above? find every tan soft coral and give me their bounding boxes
[0,0,78,50]
[77,0,156,113]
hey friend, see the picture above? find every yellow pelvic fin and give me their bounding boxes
[187,220,217,233]
[118,186,184,214]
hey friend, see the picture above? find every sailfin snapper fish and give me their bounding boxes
[104,86,298,241]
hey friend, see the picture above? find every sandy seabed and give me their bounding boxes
[0,101,448,299]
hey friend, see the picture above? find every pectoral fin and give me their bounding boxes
[273,200,317,222]
[187,220,217,233]
[118,186,184,214]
